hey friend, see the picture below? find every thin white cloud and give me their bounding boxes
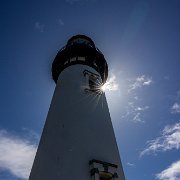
[0,129,37,179]
[156,160,180,180]
[128,75,152,92]
[143,79,152,85]
[124,102,149,123]
[132,112,142,122]
[126,162,135,167]
[134,96,139,100]
[135,106,149,111]
[140,122,180,157]
[34,22,44,32]
[121,74,152,122]
[171,103,180,114]
[58,19,64,26]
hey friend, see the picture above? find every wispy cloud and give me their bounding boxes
[34,22,44,32]
[133,105,149,123]
[128,75,152,92]
[120,74,152,123]
[58,19,64,26]
[127,162,135,167]
[140,122,180,157]
[132,112,142,122]
[135,106,149,111]
[171,103,180,114]
[123,102,149,123]
[0,129,37,179]
[156,160,180,180]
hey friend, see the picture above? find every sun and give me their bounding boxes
[100,83,108,91]
[100,75,119,92]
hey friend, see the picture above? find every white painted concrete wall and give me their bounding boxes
[29,64,125,180]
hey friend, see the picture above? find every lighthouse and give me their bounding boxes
[29,35,125,180]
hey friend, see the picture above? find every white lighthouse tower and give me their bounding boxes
[29,35,125,180]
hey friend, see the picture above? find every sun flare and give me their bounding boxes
[100,75,119,92]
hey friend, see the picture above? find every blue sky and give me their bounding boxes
[0,0,180,179]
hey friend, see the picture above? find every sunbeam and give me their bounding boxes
[101,75,119,92]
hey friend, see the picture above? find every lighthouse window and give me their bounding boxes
[89,160,118,180]
[89,74,99,91]
[78,57,85,61]
[69,38,94,48]
[77,38,85,44]
[83,70,101,93]
[70,57,76,62]
[99,172,113,180]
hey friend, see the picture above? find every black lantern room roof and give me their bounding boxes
[52,35,108,83]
